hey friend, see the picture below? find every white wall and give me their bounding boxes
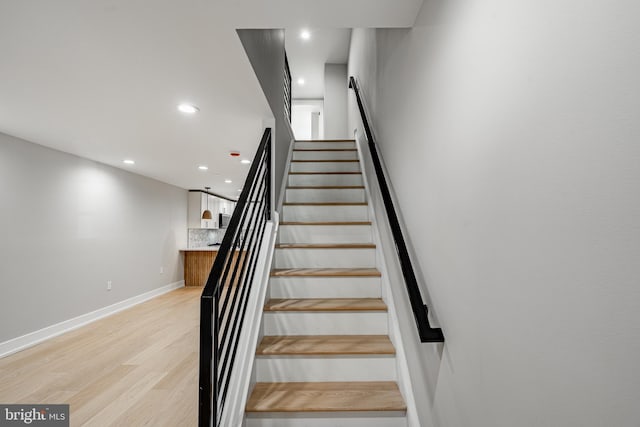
[238,29,294,208]
[291,99,324,140]
[0,132,187,343]
[324,63,349,139]
[348,0,640,425]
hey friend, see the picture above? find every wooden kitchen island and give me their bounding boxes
[181,247,219,287]
[180,247,246,287]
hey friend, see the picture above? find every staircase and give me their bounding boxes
[245,139,407,426]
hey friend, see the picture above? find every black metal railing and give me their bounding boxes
[199,128,272,426]
[284,53,292,122]
[348,76,444,343]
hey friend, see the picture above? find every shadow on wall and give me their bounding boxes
[353,126,446,427]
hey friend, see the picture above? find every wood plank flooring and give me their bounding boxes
[275,243,375,249]
[264,298,387,312]
[278,221,372,226]
[256,335,395,355]
[0,287,201,427]
[294,139,356,142]
[271,268,381,277]
[245,382,406,413]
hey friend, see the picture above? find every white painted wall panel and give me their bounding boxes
[0,133,187,343]
[347,0,640,425]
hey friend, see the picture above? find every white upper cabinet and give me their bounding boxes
[188,191,218,229]
[187,191,237,229]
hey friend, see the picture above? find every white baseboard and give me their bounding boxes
[0,280,185,359]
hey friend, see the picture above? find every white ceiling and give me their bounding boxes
[286,28,352,99]
[0,0,423,198]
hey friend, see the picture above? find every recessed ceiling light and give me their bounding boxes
[297,78,305,86]
[198,165,208,170]
[240,159,251,164]
[237,189,242,192]
[123,159,135,165]
[300,29,311,40]
[224,179,232,184]
[177,103,199,114]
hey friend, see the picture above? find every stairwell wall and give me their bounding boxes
[348,1,640,426]
[324,63,349,139]
[237,29,295,209]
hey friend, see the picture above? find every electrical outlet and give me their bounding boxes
[160,266,164,274]
[107,280,112,291]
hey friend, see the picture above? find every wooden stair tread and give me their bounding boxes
[291,159,359,163]
[283,202,367,206]
[246,381,406,413]
[295,139,356,142]
[279,221,372,226]
[293,148,357,152]
[287,185,365,189]
[271,268,381,277]
[275,243,375,249]
[288,172,362,175]
[256,335,395,355]
[264,298,387,312]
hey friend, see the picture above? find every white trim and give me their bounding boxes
[221,217,278,427]
[355,128,421,427]
[0,280,184,359]
[276,138,295,213]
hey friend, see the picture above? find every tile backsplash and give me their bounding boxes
[188,228,224,248]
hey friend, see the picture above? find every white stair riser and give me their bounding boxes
[278,225,373,244]
[290,162,361,173]
[246,414,406,427]
[269,277,381,298]
[295,142,356,149]
[286,188,365,203]
[263,312,387,335]
[275,248,376,268]
[288,173,363,187]
[256,356,396,382]
[282,205,368,222]
[292,151,358,161]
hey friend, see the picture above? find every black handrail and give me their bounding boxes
[199,128,272,426]
[348,77,444,343]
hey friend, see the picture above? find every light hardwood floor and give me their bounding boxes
[0,287,201,427]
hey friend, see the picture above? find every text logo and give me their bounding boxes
[1,405,69,426]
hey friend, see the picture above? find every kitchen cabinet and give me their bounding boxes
[220,199,235,214]
[188,192,218,229]
[188,190,237,229]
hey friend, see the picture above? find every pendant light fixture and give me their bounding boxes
[202,187,213,220]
